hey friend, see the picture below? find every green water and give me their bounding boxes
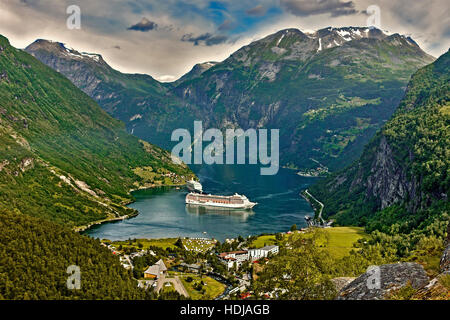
[85,164,317,241]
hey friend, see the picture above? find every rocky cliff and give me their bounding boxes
[337,262,430,300]
[310,50,449,228]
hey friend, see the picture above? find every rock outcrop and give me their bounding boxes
[338,263,429,300]
[331,277,356,292]
[440,224,450,274]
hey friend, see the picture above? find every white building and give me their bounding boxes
[218,250,249,269]
[248,245,279,261]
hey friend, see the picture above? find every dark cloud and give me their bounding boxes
[218,19,235,31]
[280,0,358,17]
[444,26,450,38]
[181,33,228,46]
[128,17,158,32]
[246,4,267,16]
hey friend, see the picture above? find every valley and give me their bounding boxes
[0,24,448,301]
[26,27,435,173]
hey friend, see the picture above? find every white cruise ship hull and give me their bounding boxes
[186,201,257,210]
[185,192,257,210]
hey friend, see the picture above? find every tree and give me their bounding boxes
[175,238,184,249]
[290,224,298,232]
[254,231,336,300]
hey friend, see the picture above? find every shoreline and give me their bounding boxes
[75,182,187,233]
[79,169,318,238]
[300,189,325,222]
[74,211,139,233]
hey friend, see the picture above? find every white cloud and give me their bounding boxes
[0,0,448,81]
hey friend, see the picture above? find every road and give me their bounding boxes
[304,189,324,223]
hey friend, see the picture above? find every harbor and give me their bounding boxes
[84,164,318,241]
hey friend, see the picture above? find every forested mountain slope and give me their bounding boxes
[309,50,449,232]
[0,35,192,227]
[0,209,148,299]
[26,27,435,171]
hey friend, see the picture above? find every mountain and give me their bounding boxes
[25,39,197,147]
[26,27,435,171]
[0,35,192,227]
[309,50,449,232]
[173,61,218,85]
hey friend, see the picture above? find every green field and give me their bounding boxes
[179,274,226,300]
[250,235,278,248]
[286,227,367,259]
[110,238,178,250]
[322,227,367,259]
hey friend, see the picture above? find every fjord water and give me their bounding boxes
[85,164,316,241]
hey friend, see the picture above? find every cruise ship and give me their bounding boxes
[185,192,257,210]
[186,179,203,193]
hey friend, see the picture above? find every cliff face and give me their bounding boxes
[310,50,449,227]
[441,224,450,274]
[349,136,423,212]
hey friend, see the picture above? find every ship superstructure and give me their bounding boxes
[186,179,203,193]
[185,192,257,210]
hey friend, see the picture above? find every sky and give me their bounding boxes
[0,0,449,82]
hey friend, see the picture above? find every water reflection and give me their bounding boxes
[185,204,254,222]
[85,164,317,241]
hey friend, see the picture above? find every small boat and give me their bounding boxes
[186,179,203,193]
[185,192,257,210]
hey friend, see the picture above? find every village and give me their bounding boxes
[100,231,295,300]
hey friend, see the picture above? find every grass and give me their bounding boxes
[287,227,367,259]
[110,238,178,250]
[321,227,367,259]
[250,235,278,248]
[179,274,226,300]
[161,282,176,294]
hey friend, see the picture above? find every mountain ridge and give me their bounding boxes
[0,34,192,227]
[309,49,449,231]
[25,26,435,171]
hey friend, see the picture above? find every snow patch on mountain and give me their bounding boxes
[276,32,286,46]
[55,42,102,62]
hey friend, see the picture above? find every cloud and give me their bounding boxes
[246,5,267,16]
[280,0,358,17]
[218,19,235,31]
[128,18,158,31]
[157,75,177,82]
[181,33,228,46]
[2,0,449,80]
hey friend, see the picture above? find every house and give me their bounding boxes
[248,245,279,261]
[144,259,167,279]
[218,250,249,269]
